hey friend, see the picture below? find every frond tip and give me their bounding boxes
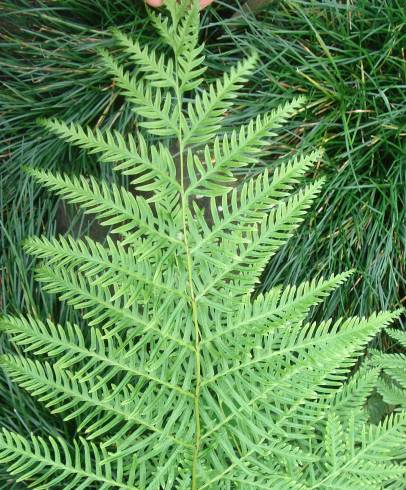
[2,0,404,488]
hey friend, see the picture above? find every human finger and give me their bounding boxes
[199,0,214,8]
[145,0,164,7]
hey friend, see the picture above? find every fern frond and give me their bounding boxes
[33,266,192,351]
[2,2,404,488]
[197,311,401,488]
[0,315,194,400]
[374,329,406,408]
[382,369,406,392]
[113,30,176,89]
[190,148,323,250]
[100,50,178,136]
[330,363,381,417]
[386,328,406,349]
[24,235,186,299]
[186,97,308,197]
[202,311,400,387]
[377,379,406,407]
[174,2,205,91]
[195,179,325,303]
[201,270,353,348]
[200,338,352,447]
[1,355,192,448]
[183,53,259,145]
[325,412,346,470]
[178,43,206,93]
[0,430,136,490]
[149,10,173,49]
[317,413,406,488]
[149,0,202,73]
[26,167,181,248]
[39,118,180,196]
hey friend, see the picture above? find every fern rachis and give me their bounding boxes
[0,1,405,488]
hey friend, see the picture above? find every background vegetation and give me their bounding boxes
[1,0,405,487]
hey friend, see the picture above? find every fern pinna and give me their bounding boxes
[374,330,406,410]
[0,1,405,488]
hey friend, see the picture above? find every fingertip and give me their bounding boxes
[145,0,164,7]
[200,0,214,8]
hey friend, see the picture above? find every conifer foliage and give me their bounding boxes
[0,1,405,488]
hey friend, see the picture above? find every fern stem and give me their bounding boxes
[175,70,202,489]
[180,141,202,488]
[179,139,202,487]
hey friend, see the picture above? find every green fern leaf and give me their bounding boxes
[186,99,308,197]
[374,329,406,409]
[25,167,181,248]
[38,118,180,197]
[184,53,259,145]
[113,30,176,89]
[0,429,137,489]
[100,50,178,136]
[0,1,404,489]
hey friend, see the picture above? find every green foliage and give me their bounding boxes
[1,1,405,488]
[210,0,406,329]
[0,6,160,480]
[0,184,80,490]
[374,330,406,409]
